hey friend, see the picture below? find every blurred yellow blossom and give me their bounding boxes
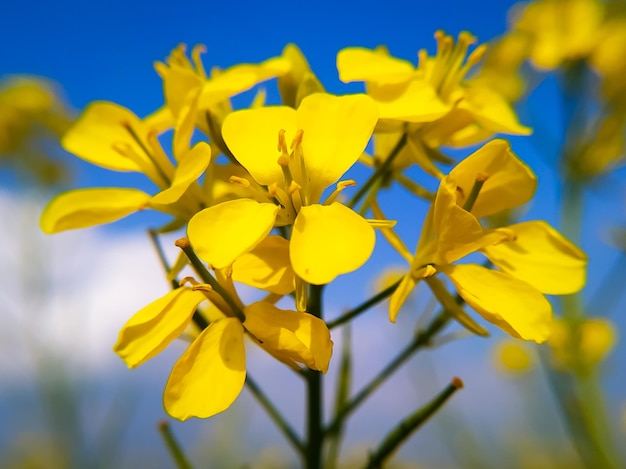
[493,339,535,375]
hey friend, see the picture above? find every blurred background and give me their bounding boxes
[1,0,625,467]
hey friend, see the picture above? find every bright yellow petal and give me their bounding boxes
[151,142,211,206]
[448,139,537,218]
[290,203,375,284]
[367,80,450,123]
[336,47,415,85]
[459,87,532,136]
[40,187,151,233]
[164,318,246,420]
[113,287,206,368]
[389,274,418,323]
[483,221,587,295]
[297,93,378,196]
[232,235,295,295]
[441,264,552,343]
[62,101,152,172]
[188,199,278,268]
[222,106,296,186]
[244,302,333,373]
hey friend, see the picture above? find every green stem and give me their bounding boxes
[245,374,305,456]
[325,311,450,435]
[347,132,407,210]
[365,377,463,469]
[305,284,324,469]
[175,238,246,322]
[158,421,193,469]
[327,279,401,330]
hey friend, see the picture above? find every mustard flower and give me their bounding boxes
[187,93,379,286]
[389,140,587,342]
[114,270,332,421]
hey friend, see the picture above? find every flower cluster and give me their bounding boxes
[41,35,586,421]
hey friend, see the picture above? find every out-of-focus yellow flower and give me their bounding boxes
[389,140,586,342]
[0,76,73,184]
[114,275,332,420]
[512,0,604,70]
[493,339,535,375]
[549,317,617,372]
[277,43,325,108]
[187,93,379,286]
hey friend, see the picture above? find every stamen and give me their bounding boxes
[322,179,356,205]
[191,44,207,78]
[121,122,172,188]
[229,175,251,187]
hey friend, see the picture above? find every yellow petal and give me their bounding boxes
[459,87,532,136]
[164,318,246,420]
[232,235,295,295]
[441,264,552,343]
[188,199,278,269]
[290,203,375,284]
[336,47,415,85]
[297,93,378,196]
[151,142,211,206]
[367,80,450,123]
[113,287,206,368]
[389,274,418,323]
[62,101,152,172]
[448,139,537,218]
[40,187,151,233]
[483,221,587,294]
[244,302,333,373]
[222,106,296,186]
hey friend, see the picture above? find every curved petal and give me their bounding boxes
[290,203,375,284]
[113,287,206,368]
[244,302,333,373]
[164,318,246,420]
[448,139,537,218]
[482,221,587,294]
[441,264,552,343]
[40,187,151,233]
[232,235,295,295]
[460,87,532,136]
[151,142,212,206]
[389,274,418,323]
[221,106,296,186]
[336,47,415,85]
[188,199,278,268]
[62,101,152,172]
[297,93,378,195]
[368,80,450,123]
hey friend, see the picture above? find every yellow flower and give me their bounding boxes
[493,339,535,375]
[40,98,212,233]
[114,279,332,420]
[389,140,587,342]
[337,32,530,148]
[187,93,379,285]
[512,0,604,70]
[548,317,617,372]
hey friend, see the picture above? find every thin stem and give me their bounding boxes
[365,377,464,469]
[305,284,324,469]
[175,238,246,322]
[158,421,193,469]
[245,374,305,456]
[347,132,407,210]
[325,311,450,435]
[327,279,401,330]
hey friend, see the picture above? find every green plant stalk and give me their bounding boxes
[158,420,193,469]
[305,283,324,469]
[347,132,407,210]
[365,377,463,469]
[327,279,401,329]
[325,310,451,435]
